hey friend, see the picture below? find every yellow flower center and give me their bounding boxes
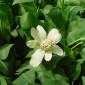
[40,39,55,51]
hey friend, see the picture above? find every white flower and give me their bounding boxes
[26,25,63,67]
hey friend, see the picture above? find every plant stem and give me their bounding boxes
[71,42,83,50]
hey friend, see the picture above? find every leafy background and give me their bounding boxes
[0,0,85,85]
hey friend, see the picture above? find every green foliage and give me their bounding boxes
[67,19,85,45]
[0,0,85,85]
[82,76,85,85]
[13,70,35,85]
[12,0,34,5]
[0,76,7,85]
[0,44,13,60]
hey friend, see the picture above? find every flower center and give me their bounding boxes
[40,39,55,51]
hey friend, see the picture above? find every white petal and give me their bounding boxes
[31,28,40,41]
[47,29,62,43]
[45,51,52,61]
[52,45,63,56]
[26,40,36,48]
[37,25,46,40]
[30,49,45,67]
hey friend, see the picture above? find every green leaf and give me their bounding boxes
[20,4,38,17]
[13,0,34,5]
[0,44,13,60]
[80,48,85,61]
[41,78,69,85]
[0,14,11,42]
[16,61,30,74]
[64,0,81,5]
[67,19,85,46]
[20,12,39,30]
[82,76,85,85]
[38,67,69,84]
[43,5,53,14]
[0,3,13,26]
[62,6,84,20]
[58,57,81,81]
[55,74,69,82]
[18,29,25,38]
[43,13,56,28]
[57,0,81,8]
[0,75,12,85]
[11,29,18,38]
[51,55,63,67]
[20,12,30,29]
[48,7,66,29]
[0,3,13,42]
[0,76,7,85]
[13,70,35,85]
[68,6,84,20]
[43,70,56,79]
[71,62,81,81]
[64,46,74,58]
[0,60,9,75]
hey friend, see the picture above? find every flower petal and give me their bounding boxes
[37,25,46,40]
[31,28,40,41]
[45,51,52,61]
[47,29,62,43]
[30,49,45,67]
[26,40,36,48]
[52,45,63,56]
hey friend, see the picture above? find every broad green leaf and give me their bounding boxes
[16,61,46,75]
[0,44,13,60]
[57,0,81,8]
[0,3,13,26]
[0,76,7,85]
[48,7,66,29]
[20,12,30,29]
[20,12,39,30]
[20,4,38,17]
[0,75,12,85]
[81,0,85,7]
[55,74,69,82]
[64,0,81,5]
[0,11,5,16]
[50,55,63,67]
[41,70,69,82]
[38,66,69,83]
[58,57,81,81]
[41,78,69,85]
[43,70,56,79]
[80,48,85,61]
[0,60,9,75]
[43,5,53,14]
[11,29,18,38]
[16,61,30,74]
[13,70,35,85]
[64,0,81,4]
[62,6,84,20]
[43,13,56,28]
[67,19,85,45]
[68,6,84,21]
[0,14,11,42]
[82,76,85,85]
[71,62,81,81]
[13,0,34,5]
[0,3,13,42]
[18,29,25,38]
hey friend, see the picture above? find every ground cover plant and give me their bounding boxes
[1,0,85,85]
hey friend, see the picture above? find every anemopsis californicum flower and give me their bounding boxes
[26,25,63,67]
